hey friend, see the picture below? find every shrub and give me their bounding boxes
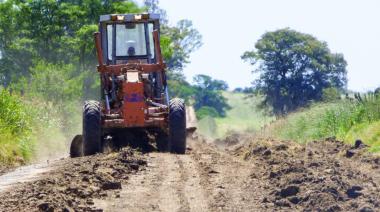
[322,87,341,102]
[196,106,219,120]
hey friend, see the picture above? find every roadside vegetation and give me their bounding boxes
[265,93,380,153]
[197,91,274,138]
[0,90,32,164]
[0,89,71,165]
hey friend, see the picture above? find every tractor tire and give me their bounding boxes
[83,100,102,156]
[156,131,169,152]
[70,134,83,158]
[169,98,186,154]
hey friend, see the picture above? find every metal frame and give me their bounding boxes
[94,13,168,130]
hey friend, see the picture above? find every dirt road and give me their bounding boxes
[94,139,263,212]
[0,135,380,211]
[0,137,267,211]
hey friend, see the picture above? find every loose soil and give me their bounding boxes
[0,135,379,212]
[0,148,146,211]
[231,136,380,211]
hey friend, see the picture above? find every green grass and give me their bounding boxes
[0,89,33,164]
[197,91,274,138]
[344,121,380,153]
[0,88,81,165]
[267,94,380,153]
[196,91,380,153]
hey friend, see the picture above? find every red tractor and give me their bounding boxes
[70,13,190,157]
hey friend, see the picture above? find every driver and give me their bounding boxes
[126,40,136,56]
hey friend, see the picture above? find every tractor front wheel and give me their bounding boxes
[156,131,169,152]
[169,98,187,154]
[83,100,102,156]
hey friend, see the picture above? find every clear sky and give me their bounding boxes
[138,0,380,92]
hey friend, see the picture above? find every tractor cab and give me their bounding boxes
[99,14,160,65]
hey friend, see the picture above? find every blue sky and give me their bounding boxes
[137,0,380,92]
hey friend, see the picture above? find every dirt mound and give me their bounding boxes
[0,148,146,212]
[214,133,253,149]
[215,133,241,147]
[233,137,380,211]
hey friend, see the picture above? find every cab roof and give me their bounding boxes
[99,13,160,23]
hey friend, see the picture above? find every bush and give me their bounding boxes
[196,106,219,120]
[322,87,341,102]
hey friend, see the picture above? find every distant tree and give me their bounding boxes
[233,87,243,93]
[242,28,347,115]
[374,87,380,96]
[242,87,255,94]
[234,87,255,94]
[193,74,230,117]
[193,74,228,91]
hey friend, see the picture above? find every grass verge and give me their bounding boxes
[0,89,81,166]
[265,94,380,153]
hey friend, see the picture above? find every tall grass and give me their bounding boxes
[25,99,81,162]
[0,88,81,165]
[0,89,33,164]
[268,93,380,152]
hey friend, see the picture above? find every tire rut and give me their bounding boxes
[177,155,208,211]
[94,151,208,212]
[188,140,263,211]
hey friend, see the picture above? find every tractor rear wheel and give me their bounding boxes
[169,98,186,154]
[83,100,102,156]
[70,135,83,158]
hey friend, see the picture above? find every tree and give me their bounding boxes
[144,0,203,104]
[193,74,230,117]
[0,0,143,96]
[193,74,228,91]
[144,0,202,76]
[242,28,347,115]
[144,0,168,24]
[162,20,202,73]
